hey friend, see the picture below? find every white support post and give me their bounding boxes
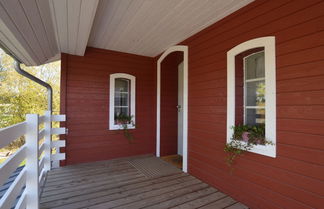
[44,111,52,171]
[25,114,39,209]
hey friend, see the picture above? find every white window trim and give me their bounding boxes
[109,73,136,130]
[227,37,276,158]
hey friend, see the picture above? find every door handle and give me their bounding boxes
[176,105,181,112]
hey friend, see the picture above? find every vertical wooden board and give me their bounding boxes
[75,0,99,56]
[88,0,122,47]
[51,0,68,53]
[60,53,68,166]
[36,0,59,55]
[67,0,81,55]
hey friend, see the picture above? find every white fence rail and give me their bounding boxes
[0,111,66,209]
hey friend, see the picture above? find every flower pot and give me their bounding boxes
[242,132,250,142]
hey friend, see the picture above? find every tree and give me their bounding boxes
[0,49,60,149]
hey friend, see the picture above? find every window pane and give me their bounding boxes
[245,51,265,80]
[114,107,129,120]
[246,108,265,125]
[246,80,265,107]
[115,78,129,92]
[114,78,129,106]
[114,92,129,106]
[114,78,130,125]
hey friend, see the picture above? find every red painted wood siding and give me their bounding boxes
[160,52,183,156]
[178,0,324,208]
[61,48,156,164]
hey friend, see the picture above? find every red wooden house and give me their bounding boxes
[0,0,323,208]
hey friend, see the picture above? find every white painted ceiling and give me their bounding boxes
[0,0,254,66]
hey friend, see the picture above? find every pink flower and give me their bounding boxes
[242,132,249,142]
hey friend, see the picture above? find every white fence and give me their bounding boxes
[0,111,66,209]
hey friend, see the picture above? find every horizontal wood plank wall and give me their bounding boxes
[61,48,156,164]
[160,52,183,156]
[177,0,324,208]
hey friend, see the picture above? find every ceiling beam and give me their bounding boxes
[50,0,99,56]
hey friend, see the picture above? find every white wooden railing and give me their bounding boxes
[0,111,66,209]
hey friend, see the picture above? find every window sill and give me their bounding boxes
[109,124,135,130]
[229,139,276,158]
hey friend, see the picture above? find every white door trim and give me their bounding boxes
[177,62,184,156]
[156,45,188,173]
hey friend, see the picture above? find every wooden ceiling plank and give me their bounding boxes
[19,0,54,60]
[137,0,205,56]
[48,0,61,52]
[87,0,254,57]
[36,0,59,57]
[75,0,99,56]
[100,0,136,50]
[142,0,224,56]
[1,0,47,63]
[67,0,81,55]
[87,0,109,45]
[0,30,34,65]
[52,0,68,53]
[1,0,254,62]
[0,1,40,64]
[115,0,182,54]
[89,0,121,48]
[107,0,160,50]
[126,0,187,54]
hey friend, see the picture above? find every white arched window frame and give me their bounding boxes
[227,37,276,157]
[109,73,136,130]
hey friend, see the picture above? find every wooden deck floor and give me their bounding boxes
[40,155,248,209]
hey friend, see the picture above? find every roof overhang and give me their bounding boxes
[0,0,254,66]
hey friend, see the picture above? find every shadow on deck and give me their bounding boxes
[40,155,248,209]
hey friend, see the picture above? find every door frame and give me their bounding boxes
[156,45,188,173]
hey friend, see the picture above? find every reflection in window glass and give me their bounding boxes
[246,81,265,107]
[244,51,265,125]
[114,78,130,123]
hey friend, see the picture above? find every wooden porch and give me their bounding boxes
[40,155,247,209]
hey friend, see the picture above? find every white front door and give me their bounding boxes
[177,62,184,156]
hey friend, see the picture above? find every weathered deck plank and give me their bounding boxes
[199,196,237,209]
[40,155,247,209]
[42,175,193,208]
[141,187,217,209]
[169,191,227,209]
[42,172,145,197]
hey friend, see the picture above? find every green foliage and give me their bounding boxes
[232,124,266,145]
[115,114,135,142]
[0,49,60,150]
[224,139,252,167]
[224,124,273,169]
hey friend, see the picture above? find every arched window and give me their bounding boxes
[227,37,276,157]
[109,73,136,130]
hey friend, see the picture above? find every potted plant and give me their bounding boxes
[224,124,273,167]
[115,114,135,142]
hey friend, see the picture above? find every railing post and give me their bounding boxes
[44,111,52,171]
[25,114,39,209]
